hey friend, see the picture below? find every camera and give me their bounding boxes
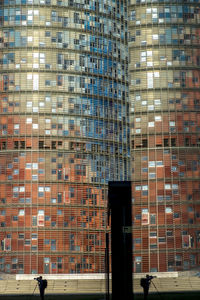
[147,275,156,280]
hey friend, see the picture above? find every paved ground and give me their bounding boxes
[0,292,200,300]
[0,296,103,300]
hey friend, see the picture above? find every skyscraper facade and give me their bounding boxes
[129,0,200,272]
[0,0,129,274]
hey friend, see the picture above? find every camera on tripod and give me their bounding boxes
[34,277,41,280]
[147,275,157,280]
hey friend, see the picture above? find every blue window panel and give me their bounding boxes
[10,8,15,15]
[3,58,8,64]
[177,6,183,12]
[172,39,178,45]
[108,41,112,52]
[183,6,189,13]
[21,37,27,46]
[171,6,177,12]
[63,131,68,136]
[9,29,14,37]
[15,32,21,46]
[165,13,171,18]
[85,21,90,30]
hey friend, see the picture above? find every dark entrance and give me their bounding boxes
[108,181,133,300]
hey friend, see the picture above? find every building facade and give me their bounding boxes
[0,0,129,274]
[129,0,200,272]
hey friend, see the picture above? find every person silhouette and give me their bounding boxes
[35,276,46,300]
[142,274,154,300]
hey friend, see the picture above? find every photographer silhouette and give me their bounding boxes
[140,274,156,300]
[34,276,47,300]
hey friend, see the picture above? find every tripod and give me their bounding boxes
[30,282,38,300]
[151,280,163,300]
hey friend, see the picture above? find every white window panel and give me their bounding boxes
[148,105,154,110]
[26,118,32,124]
[152,34,158,40]
[135,186,141,191]
[32,163,38,169]
[33,74,39,90]
[19,209,25,216]
[154,99,161,105]
[142,185,148,190]
[135,128,141,133]
[149,161,155,167]
[38,187,44,192]
[154,71,160,77]
[165,184,171,190]
[135,118,141,122]
[147,51,152,56]
[148,122,155,127]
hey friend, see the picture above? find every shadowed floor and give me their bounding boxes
[0,292,200,300]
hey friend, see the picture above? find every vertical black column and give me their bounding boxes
[108,181,133,300]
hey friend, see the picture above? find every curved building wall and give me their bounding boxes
[129,0,200,272]
[0,0,129,274]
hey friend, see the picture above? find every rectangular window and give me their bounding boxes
[32,216,37,226]
[51,239,56,250]
[150,214,156,224]
[18,209,25,216]
[150,232,157,238]
[165,207,172,213]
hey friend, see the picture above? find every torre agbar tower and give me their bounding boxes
[129,0,200,272]
[0,0,129,274]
